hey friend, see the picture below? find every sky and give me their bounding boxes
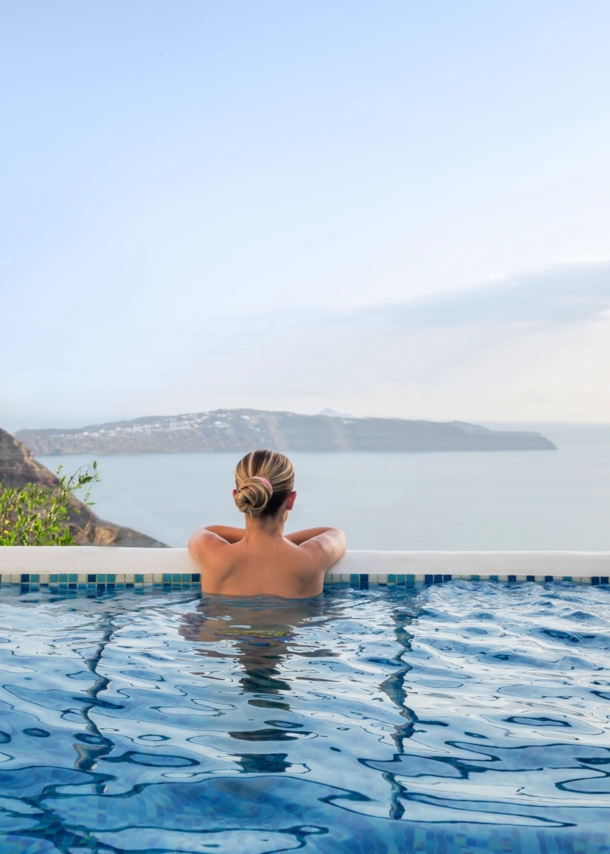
[1,0,610,431]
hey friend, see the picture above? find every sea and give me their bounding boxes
[38,424,610,551]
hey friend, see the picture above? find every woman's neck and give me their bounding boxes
[244,513,285,542]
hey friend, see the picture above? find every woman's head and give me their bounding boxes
[234,450,295,518]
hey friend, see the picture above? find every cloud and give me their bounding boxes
[343,260,610,329]
[3,260,610,427]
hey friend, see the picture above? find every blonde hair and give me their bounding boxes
[234,450,295,517]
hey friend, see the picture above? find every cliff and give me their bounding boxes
[15,410,557,454]
[0,428,167,547]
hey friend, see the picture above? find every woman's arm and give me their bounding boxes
[285,527,336,545]
[200,525,245,544]
[289,527,347,571]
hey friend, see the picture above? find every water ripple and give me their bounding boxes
[0,582,607,852]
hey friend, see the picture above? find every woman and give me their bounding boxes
[188,450,346,598]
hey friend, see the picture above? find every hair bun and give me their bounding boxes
[234,450,294,517]
[234,476,272,514]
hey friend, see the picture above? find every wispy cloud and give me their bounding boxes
[340,260,610,329]
[3,261,610,427]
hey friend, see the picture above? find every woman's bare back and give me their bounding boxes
[188,525,346,598]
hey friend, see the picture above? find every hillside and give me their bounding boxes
[16,410,557,455]
[0,428,167,546]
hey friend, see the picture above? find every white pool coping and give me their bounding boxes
[0,548,608,585]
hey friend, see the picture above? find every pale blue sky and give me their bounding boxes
[2,1,610,429]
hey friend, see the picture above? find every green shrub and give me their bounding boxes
[0,462,100,545]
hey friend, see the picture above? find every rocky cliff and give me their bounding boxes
[16,409,556,454]
[0,428,167,546]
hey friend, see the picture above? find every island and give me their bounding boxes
[15,409,556,455]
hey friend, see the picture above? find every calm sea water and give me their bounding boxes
[39,425,610,550]
[0,581,609,852]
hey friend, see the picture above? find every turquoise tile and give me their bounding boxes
[50,575,58,583]
[69,574,77,582]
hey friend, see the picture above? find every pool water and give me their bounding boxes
[0,582,609,853]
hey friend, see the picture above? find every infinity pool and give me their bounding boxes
[0,582,609,853]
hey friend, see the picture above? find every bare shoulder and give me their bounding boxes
[295,528,347,572]
[188,529,232,567]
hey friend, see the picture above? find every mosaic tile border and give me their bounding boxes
[0,572,608,593]
[324,573,610,588]
[0,572,201,593]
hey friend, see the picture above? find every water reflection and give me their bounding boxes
[180,594,334,774]
[181,595,331,694]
